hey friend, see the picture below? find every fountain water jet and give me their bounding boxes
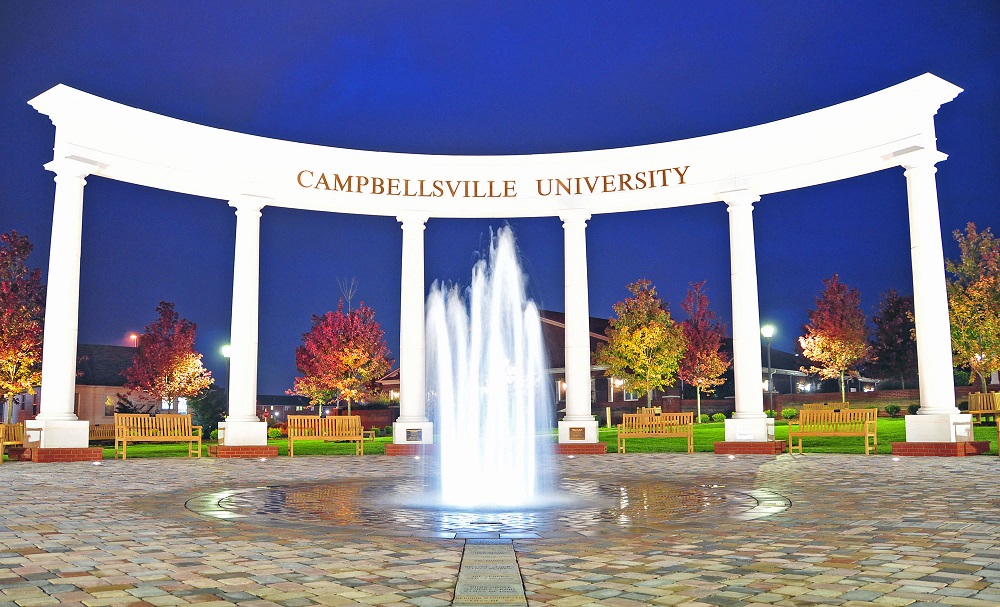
[426,226,556,509]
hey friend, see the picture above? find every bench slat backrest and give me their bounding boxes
[621,412,692,433]
[797,408,876,432]
[802,402,851,411]
[1,422,24,445]
[969,392,1000,410]
[155,414,194,436]
[114,413,195,436]
[288,415,362,437]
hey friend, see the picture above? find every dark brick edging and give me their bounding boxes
[208,445,280,459]
[713,441,787,455]
[891,441,991,457]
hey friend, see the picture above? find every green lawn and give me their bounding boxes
[77,418,998,459]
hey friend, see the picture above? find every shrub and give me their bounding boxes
[711,413,726,422]
[884,404,901,418]
[765,409,776,418]
[210,429,219,440]
[698,414,710,423]
[384,425,393,436]
[267,427,282,439]
[781,407,799,420]
[907,403,920,415]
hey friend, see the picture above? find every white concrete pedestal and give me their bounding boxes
[905,413,973,443]
[558,419,600,443]
[393,420,434,444]
[218,420,267,446]
[26,419,88,448]
[724,417,775,442]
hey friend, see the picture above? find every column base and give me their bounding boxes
[208,445,279,458]
[555,442,607,455]
[891,441,990,457]
[218,420,267,446]
[904,413,973,443]
[26,419,88,448]
[714,440,786,455]
[558,419,600,443]
[385,443,438,457]
[724,417,775,442]
[392,420,434,445]
[7,447,103,462]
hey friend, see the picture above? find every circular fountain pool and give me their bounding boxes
[185,476,790,539]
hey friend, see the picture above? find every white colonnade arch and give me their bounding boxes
[27,73,966,454]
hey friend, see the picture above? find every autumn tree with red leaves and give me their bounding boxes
[867,289,917,388]
[798,274,868,402]
[0,231,45,422]
[289,300,393,415]
[123,301,212,410]
[679,281,731,422]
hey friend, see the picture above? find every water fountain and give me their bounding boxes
[425,226,556,509]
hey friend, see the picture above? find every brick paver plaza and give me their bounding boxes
[2,453,998,606]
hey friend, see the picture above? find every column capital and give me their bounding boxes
[44,157,102,180]
[558,209,591,226]
[719,189,761,208]
[396,212,429,228]
[898,148,948,173]
[229,194,270,215]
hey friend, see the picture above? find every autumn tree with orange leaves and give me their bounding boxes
[289,300,393,415]
[123,301,213,411]
[798,274,867,402]
[679,281,731,422]
[595,279,687,406]
[0,231,45,423]
[947,222,999,392]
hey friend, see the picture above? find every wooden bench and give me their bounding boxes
[114,413,202,459]
[968,392,1000,425]
[287,415,364,456]
[617,412,693,453]
[637,406,662,415]
[1,423,25,463]
[89,424,116,441]
[802,402,850,411]
[787,409,878,455]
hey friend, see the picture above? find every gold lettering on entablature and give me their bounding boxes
[296,170,517,199]
[535,166,690,196]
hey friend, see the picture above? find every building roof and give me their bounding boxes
[76,344,136,386]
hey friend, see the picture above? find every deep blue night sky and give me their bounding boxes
[1,2,996,394]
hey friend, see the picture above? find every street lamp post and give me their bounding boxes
[761,325,775,415]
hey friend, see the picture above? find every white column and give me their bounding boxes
[558,211,598,443]
[900,149,968,442]
[221,196,268,446]
[394,213,432,444]
[722,191,773,442]
[31,158,95,448]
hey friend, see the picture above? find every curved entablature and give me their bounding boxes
[29,74,961,218]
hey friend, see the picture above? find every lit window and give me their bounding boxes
[177,398,188,414]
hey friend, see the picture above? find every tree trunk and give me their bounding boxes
[646,389,652,407]
[980,372,988,394]
[5,394,13,423]
[839,371,846,402]
[900,375,906,390]
[347,398,352,416]
[696,386,702,423]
